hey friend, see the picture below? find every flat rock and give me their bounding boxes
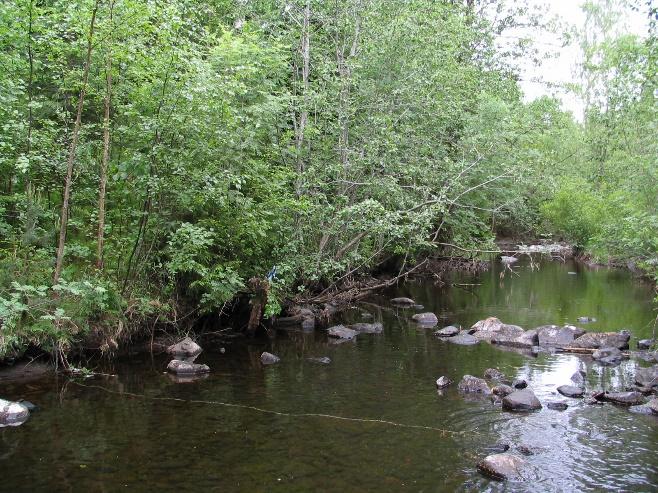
[349,322,383,334]
[638,339,655,350]
[484,368,506,381]
[167,337,202,357]
[458,375,491,394]
[536,325,585,347]
[260,352,281,365]
[601,391,646,406]
[390,297,416,306]
[569,330,630,350]
[327,325,358,340]
[434,325,460,337]
[547,401,569,411]
[448,332,479,346]
[477,454,528,481]
[436,376,452,389]
[502,389,542,411]
[167,359,210,375]
[307,356,331,364]
[412,312,438,326]
[471,317,525,343]
[0,399,30,427]
[592,347,624,365]
[557,385,584,398]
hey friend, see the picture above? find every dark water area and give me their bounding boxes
[1,258,657,492]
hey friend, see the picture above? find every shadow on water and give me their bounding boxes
[0,258,657,492]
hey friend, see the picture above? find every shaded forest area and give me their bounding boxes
[0,0,656,361]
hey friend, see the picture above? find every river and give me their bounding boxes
[1,257,656,492]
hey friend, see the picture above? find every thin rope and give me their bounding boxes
[71,380,481,437]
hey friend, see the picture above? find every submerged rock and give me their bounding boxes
[628,404,655,415]
[167,337,202,357]
[557,385,584,398]
[349,322,383,334]
[448,332,479,346]
[412,312,438,326]
[477,453,528,481]
[434,325,460,337]
[458,375,491,394]
[436,376,452,389]
[577,316,596,323]
[592,347,624,365]
[569,330,630,350]
[167,359,210,375]
[600,391,646,406]
[502,389,542,411]
[484,368,506,381]
[470,317,525,343]
[547,401,569,411]
[0,399,30,427]
[571,370,587,386]
[307,356,331,364]
[327,325,358,340]
[390,297,416,307]
[536,325,585,347]
[260,352,281,365]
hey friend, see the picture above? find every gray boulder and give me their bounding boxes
[167,337,202,357]
[592,347,624,365]
[635,365,658,390]
[167,359,210,375]
[436,376,452,389]
[328,325,358,340]
[648,398,658,415]
[349,322,383,334]
[569,330,630,350]
[600,392,646,406]
[391,297,416,306]
[412,312,438,326]
[571,370,587,386]
[434,325,460,337]
[536,325,585,347]
[547,401,569,411]
[448,332,479,346]
[629,404,655,415]
[477,454,528,481]
[557,385,584,398]
[0,399,30,427]
[502,389,542,411]
[470,317,525,343]
[492,385,515,397]
[458,375,491,394]
[260,352,281,365]
[638,339,655,350]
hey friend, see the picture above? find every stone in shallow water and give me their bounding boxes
[260,352,281,365]
[628,404,655,415]
[412,312,438,326]
[577,316,596,323]
[327,325,358,340]
[547,401,569,411]
[502,389,542,411]
[571,370,587,386]
[349,322,383,334]
[637,339,655,350]
[557,385,584,398]
[435,376,452,389]
[592,347,624,365]
[635,365,658,389]
[0,399,30,427]
[448,332,479,346]
[470,317,525,343]
[569,331,630,350]
[477,453,528,481]
[484,368,506,381]
[167,337,202,357]
[390,297,415,306]
[512,379,528,389]
[492,385,515,397]
[536,325,585,347]
[307,356,331,364]
[648,398,658,415]
[458,375,491,394]
[601,392,646,406]
[434,325,460,337]
[167,359,210,375]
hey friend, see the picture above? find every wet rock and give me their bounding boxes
[458,375,491,394]
[327,325,358,340]
[512,379,528,389]
[577,316,596,323]
[167,359,210,375]
[557,385,584,398]
[516,445,539,456]
[307,356,331,364]
[638,339,655,350]
[477,453,528,481]
[470,317,525,343]
[448,332,479,346]
[0,399,30,427]
[492,385,515,397]
[412,304,425,311]
[648,398,658,415]
[536,324,585,347]
[585,395,605,405]
[390,297,416,307]
[569,330,631,350]
[600,391,646,406]
[301,317,315,331]
[592,347,624,365]
[629,404,655,415]
[485,442,511,454]
[167,337,202,357]
[436,376,452,389]
[434,325,460,337]
[502,389,542,411]
[571,370,587,386]
[484,368,506,381]
[412,312,438,326]
[349,322,383,334]
[500,256,518,264]
[635,365,658,390]
[547,401,569,411]
[633,350,657,363]
[260,352,281,365]
[17,400,38,412]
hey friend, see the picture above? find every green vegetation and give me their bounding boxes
[0,0,655,360]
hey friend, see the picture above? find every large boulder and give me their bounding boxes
[167,337,202,357]
[635,365,658,390]
[470,317,525,343]
[0,399,30,427]
[167,359,210,375]
[569,330,630,350]
[412,312,438,326]
[435,325,460,337]
[502,389,542,411]
[448,332,479,346]
[349,322,383,334]
[536,325,585,347]
[458,375,491,394]
[477,454,528,481]
[599,391,646,406]
[327,325,358,340]
[557,385,584,398]
[592,347,624,365]
[260,352,281,365]
[391,297,416,307]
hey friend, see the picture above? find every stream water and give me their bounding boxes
[1,258,657,492]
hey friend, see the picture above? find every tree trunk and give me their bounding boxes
[53,0,99,284]
[247,277,270,335]
[294,0,311,197]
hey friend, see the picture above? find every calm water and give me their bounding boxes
[1,258,657,492]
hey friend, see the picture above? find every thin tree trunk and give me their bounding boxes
[295,0,311,197]
[53,0,99,284]
[97,0,115,270]
[25,0,34,197]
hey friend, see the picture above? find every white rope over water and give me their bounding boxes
[71,380,481,437]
